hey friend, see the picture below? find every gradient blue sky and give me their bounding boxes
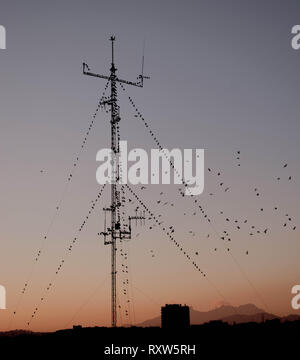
[0,0,299,331]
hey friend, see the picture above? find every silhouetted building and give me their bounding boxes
[161,304,190,329]
[73,325,82,331]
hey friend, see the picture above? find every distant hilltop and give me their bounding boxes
[138,303,300,327]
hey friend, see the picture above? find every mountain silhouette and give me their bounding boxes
[221,312,277,324]
[138,303,275,326]
[280,314,300,322]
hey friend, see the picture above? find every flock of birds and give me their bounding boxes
[118,85,298,314]
[125,184,208,279]
[10,84,111,329]
[24,184,107,326]
[11,79,298,328]
[276,163,293,182]
[119,245,132,320]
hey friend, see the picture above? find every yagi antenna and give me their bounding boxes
[139,38,150,85]
[141,39,145,78]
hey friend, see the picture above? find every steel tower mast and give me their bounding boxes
[83,36,148,327]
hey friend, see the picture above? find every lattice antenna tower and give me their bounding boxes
[83,36,149,327]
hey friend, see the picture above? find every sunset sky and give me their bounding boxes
[0,0,300,332]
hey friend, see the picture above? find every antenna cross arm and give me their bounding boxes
[117,75,150,88]
[83,63,110,80]
[116,78,142,87]
[82,63,149,88]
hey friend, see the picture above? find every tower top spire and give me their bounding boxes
[110,35,116,66]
